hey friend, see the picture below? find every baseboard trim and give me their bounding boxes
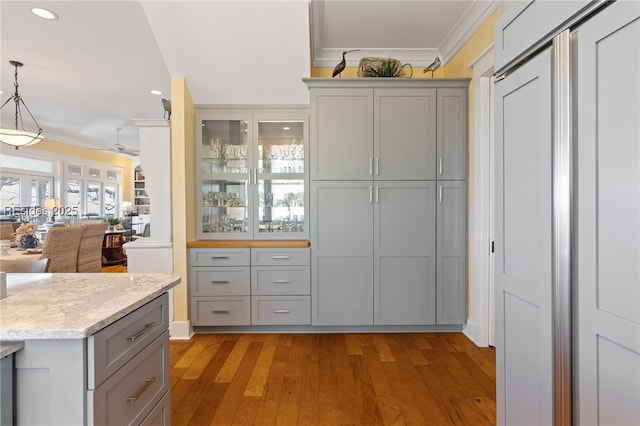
[463,319,489,347]
[169,320,193,340]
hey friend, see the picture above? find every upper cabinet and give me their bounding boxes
[305,79,468,181]
[195,107,309,240]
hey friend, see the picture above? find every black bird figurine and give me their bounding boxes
[332,49,360,78]
[422,57,441,77]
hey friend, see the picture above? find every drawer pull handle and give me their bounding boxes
[273,309,291,314]
[210,280,230,284]
[272,280,291,284]
[212,310,230,314]
[126,322,155,341]
[211,256,230,260]
[126,377,156,402]
[271,255,290,260]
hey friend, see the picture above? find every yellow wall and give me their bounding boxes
[28,138,133,200]
[170,77,195,323]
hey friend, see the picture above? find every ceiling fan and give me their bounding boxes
[88,127,139,156]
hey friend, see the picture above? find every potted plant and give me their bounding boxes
[107,217,122,231]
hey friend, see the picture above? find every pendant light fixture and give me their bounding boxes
[0,60,43,149]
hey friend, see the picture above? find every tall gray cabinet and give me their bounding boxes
[304,79,468,327]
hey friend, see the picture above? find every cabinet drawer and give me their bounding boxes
[191,267,250,296]
[191,297,251,325]
[252,296,311,325]
[251,248,310,266]
[251,267,310,295]
[190,248,250,266]
[88,293,168,389]
[89,330,169,426]
[140,389,170,426]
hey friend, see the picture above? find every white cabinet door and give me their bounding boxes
[576,3,640,424]
[437,89,467,180]
[375,89,436,180]
[494,0,592,72]
[311,181,374,325]
[436,180,466,325]
[310,89,373,180]
[495,47,553,426]
[374,181,436,325]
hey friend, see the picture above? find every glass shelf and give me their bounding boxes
[195,109,308,239]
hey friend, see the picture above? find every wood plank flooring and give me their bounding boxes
[169,333,496,425]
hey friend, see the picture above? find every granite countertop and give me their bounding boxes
[0,273,180,340]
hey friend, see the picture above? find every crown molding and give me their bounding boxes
[310,0,498,69]
[439,0,499,65]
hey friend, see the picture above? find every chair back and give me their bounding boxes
[0,258,50,273]
[73,219,105,226]
[40,226,85,272]
[76,221,108,272]
[0,222,15,240]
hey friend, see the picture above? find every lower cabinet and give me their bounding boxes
[311,180,465,326]
[14,293,171,425]
[190,247,311,326]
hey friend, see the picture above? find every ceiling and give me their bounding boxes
[0,1,496,155]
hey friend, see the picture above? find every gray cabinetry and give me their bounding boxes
[437,90,467,180]
[311,181,374,325]
[375,88,436,180]
[195,107,309,240]
[310,88,373,180]
[189,248,251,326]
[305,79,468,328]
[374,181,436,325]
[436,180,466,325]
[190,247,311,327]
[14,294,171,426]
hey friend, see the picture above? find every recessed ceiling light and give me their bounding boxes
[150,89,163,95]
[31,8,58,20]
[283,126,291,130]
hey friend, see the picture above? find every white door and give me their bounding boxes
[495,47,554,426]
[576,2,640,424]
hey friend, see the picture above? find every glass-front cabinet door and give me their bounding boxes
[196,108,308,240]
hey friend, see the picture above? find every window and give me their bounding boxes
[0,173,52,224]
[65,164,122,218]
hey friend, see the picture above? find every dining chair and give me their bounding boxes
[0,258,51,273]
[76,221,108,272]
[40,226,85,272]
[0,221,16,240]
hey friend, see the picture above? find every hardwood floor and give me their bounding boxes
[100,264,127,272]
[169,332,496,425]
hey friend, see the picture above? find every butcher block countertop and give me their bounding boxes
[187,240,310,248]
[0,273,180,340]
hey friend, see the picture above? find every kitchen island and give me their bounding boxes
[0,273,180,425]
